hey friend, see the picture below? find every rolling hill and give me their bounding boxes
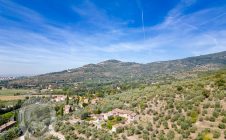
[8,51,226,87]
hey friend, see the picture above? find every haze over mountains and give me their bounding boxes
[9,51,226,87]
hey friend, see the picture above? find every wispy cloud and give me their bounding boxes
[0,0,226,75]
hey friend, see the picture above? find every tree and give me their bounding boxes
[93,108,101,114]
[60,106,64,116]
[81,112,90,120]
[215,79,225,87]
[108,115,114,120]
[167,130,175,140]
[213,130,221,139]
[218,123,226,129]
[66,95,69,105]
[116,126,124,133]
[177,86,183,91]
[224,130,226,139]
[202,90,210,98]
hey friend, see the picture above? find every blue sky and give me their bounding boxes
[0,0,226,76]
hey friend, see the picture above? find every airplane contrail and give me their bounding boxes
[136,0,146,41]
[141,10,146,40]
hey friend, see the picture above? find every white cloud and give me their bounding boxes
[0,0,226,75]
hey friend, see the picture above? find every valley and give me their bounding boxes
[0,52,226,140]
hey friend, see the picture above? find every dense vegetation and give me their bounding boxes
[8,51,226,89]
[0,51,226,140]
[55,69,226,140]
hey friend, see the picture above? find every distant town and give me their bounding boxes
[0,77,15,81]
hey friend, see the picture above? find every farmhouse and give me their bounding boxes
[91,98,100,105]
[64,105,72,114]
[51,95,66,102]
[92,108,137,123]
[91,114,105,122]
[83,98,89,104]
[109,108,137,122]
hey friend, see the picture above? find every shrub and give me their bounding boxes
[137,125,144,130]
[127,128,135,136]
[215,102,221,108]
[180,120,192,130]
[116,127,124,133]
[121,134,127,140]
[116,116,123,122]
[81,112,90,120]
[189,110,199,123]
[108,115,114,120]
[142,134,149,140]
[190,126,197,133]
[199,117,203,122]
[209,116,215,122]
[202,90,210,98]
[215,79,225,87]
[166,130,175,140]
[224,130,226,139]
[196,129,211,140]
[105,122,113,129]
[177,86,183,91]
[212,111,219,118]
[222,117,226,123]
[219,123,226,129]
[212,130,221,139]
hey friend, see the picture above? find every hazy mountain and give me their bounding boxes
[9,51,226,87]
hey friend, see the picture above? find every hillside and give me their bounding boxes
[8,51,226,87]
[53,68,226,140]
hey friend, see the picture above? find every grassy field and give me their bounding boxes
[0,100,20,106]
[0,95,25,101]
[0,89,34,101]
[0,89,33,96]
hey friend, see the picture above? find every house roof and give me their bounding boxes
[64,105,71,110]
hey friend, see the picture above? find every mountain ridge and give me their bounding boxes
[8,51,226,87]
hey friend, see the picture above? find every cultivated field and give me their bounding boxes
[0,95,25,101]
[0,89,33,96]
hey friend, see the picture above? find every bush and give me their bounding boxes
[108,115,114,120]
[127,128,135,136]
[142,134,149,140]
[180,120,192,130]
[106,122,113,129]
[0,127,21,140]
[196,129,211,140]
[202,90,210,98]
[222,117,226,123]
[93,108,101,114]
[215,79,225,87]
[212,130,221,139]
[0,112,14,125]
[116,127,124,133]
[209,116,215,122]
[189,110,199,123]
[135,129,141,135]
[219,123,226,129]
[81,112,90,120]
[212,111,219,118]
[116,116,123,122]
[166,130,175,140]
[177,86,183,91]
[224,130,226,139]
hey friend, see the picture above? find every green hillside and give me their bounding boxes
[8,51,226,88]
